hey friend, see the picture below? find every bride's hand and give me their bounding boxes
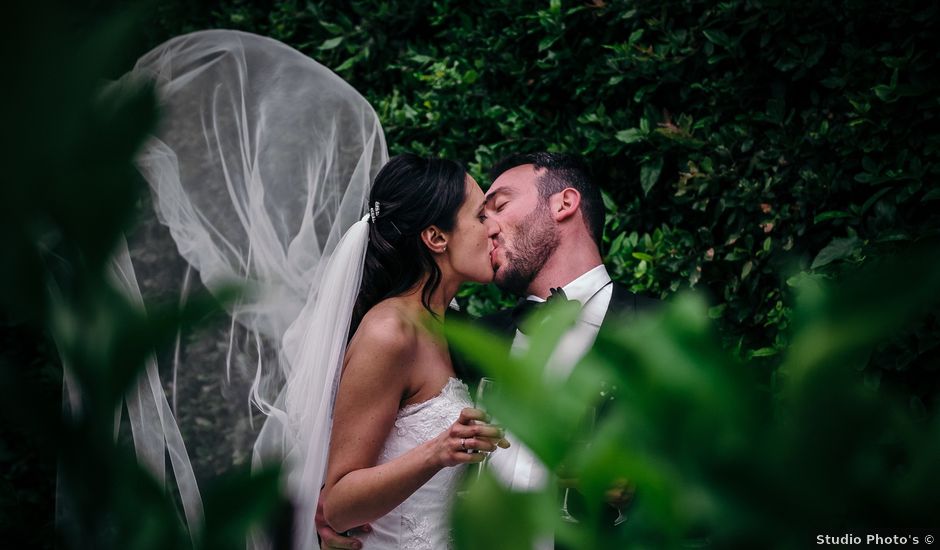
[431,407,510,468]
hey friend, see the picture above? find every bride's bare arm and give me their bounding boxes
[321,315,498,532]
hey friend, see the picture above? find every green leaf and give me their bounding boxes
[741,260,753,279]
[335,55,357,72]
[452,474,553,550]
[750,347,779,357]
[702,29,733,50]
[923,188,940,202]
[632,251,654,261]
[319,36,343,50]
[708,304,727,319]
[811,236,862,270]
[860,187,893,215]
[609,232,626,256]
[200,467,286,549]
[320,21,344,34]
[640,157,663,196]
[814,210,853,223]
[538,35,560,52]
[615,128,644,144]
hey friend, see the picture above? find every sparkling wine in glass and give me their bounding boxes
[474,377,495,480]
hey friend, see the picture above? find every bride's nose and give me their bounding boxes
[484,217,500,238]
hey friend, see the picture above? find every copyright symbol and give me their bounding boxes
[927,534,935,544]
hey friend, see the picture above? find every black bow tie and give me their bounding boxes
[511,287,571,334]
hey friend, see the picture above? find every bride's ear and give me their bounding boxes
[420,225,448,254]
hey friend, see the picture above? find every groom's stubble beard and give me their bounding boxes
[494,199,560,296]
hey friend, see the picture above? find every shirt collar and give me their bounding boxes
[526,264,611,305]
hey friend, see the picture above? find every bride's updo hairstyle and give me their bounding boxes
[350,153,467,337]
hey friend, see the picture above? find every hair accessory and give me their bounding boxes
[368,201,404,236]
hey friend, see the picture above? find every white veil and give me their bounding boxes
[107,30,387,548]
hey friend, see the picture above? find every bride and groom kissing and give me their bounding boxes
[314,151,657,549]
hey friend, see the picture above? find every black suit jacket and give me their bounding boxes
[477,282,658,337]
[453,282,659,383]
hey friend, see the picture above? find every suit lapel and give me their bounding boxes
[600,283,659,331]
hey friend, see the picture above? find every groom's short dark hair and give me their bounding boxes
[489,152,604,247]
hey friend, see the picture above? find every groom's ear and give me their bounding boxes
[420,225,448,254]
[551,187,581,223]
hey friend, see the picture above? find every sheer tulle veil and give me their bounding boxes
[97,30,388,548]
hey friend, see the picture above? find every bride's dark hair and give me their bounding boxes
[350,153,467,337]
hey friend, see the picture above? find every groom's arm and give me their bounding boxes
[315,494,370,550]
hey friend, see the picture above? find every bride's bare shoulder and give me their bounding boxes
[347,299,418,360]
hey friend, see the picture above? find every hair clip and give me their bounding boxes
[369,200,381,223]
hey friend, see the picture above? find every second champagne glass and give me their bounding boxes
[560,406,596,523]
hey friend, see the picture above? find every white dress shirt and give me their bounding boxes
[490,264,613,491]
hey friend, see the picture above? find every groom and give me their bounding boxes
[479,152,658,493]
[317,152,656,548]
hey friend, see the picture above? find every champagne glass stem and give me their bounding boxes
[560,487,578,523]
[474,377,495,482]
[612,506,626,526]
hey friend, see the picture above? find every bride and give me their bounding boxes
[319,153,507,548]
[125,30,506,550]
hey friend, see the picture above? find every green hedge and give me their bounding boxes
[150,0,939,396]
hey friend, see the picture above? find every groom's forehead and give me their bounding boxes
[484,185,512,202]
[485,165,540,199]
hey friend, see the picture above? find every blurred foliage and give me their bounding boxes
[1,1,287,548]
[144,0,940,401]
[446,243,940,548]
[3,0,939,546]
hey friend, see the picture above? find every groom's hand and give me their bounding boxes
[605,478,635,507]
[315,495,371,549]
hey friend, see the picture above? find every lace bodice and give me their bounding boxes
[358,377,473,549]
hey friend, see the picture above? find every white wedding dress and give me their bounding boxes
[359,378,473,550]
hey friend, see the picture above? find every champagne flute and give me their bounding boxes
[475,377,495,408]
[474,377,495,480]
[560,406,596,523]
[609,481,632,526]
[598,381,628,526]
